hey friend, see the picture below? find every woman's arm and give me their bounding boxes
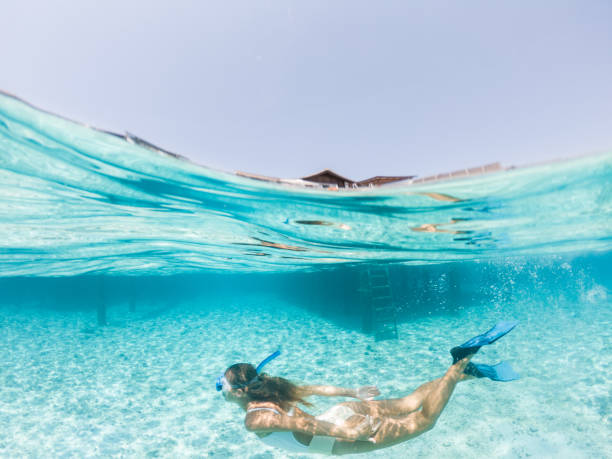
[300,385,380,401]
[245,410,378,442]
[300,385,356,398]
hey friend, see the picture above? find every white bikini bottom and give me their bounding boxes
[309,404,357,454]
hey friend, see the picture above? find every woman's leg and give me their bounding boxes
[339,377,444,420]
[368,376,445,416]
[332,356,471,455]
[344,369,472,419]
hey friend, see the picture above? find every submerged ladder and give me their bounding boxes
[360,266,398,341]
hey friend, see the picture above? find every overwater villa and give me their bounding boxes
[236,169,414,189]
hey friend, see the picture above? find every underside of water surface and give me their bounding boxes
[1,91,611,276]
[1,92,611,458]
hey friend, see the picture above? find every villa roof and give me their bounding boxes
[302,169,414,187]
[301,169,355,185]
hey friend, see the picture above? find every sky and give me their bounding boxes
[1,1,611,180]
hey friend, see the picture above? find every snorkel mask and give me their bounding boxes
[215,349,281,392]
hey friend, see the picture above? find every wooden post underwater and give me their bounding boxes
[128,278,141,313]
[97,276,107,326]
[129,298,136,313]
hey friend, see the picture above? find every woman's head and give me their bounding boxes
[224,363,257,389]
[222,363,311,411]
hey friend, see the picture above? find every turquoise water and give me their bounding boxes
[0,92,611,458]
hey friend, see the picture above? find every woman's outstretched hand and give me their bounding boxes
[355,385,380,401]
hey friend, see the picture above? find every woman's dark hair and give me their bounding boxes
[226,363,312,411]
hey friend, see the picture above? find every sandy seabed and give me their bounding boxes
[0,291,610,458]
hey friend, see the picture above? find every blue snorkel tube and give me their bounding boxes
[255,349,281,374]
[215,349,281,392]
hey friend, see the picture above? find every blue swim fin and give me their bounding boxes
[451,320,519,363]
[464,361,520,382]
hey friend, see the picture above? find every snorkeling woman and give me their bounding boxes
[216,321,519,455]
